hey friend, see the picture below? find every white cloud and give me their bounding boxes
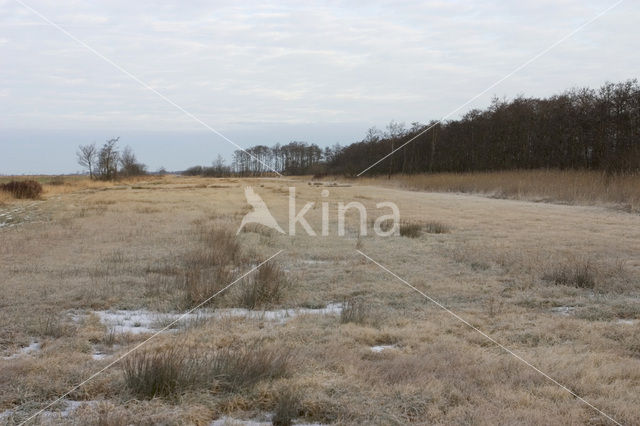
[0,0,637,173]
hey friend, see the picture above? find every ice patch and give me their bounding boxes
[2,341,40,359]
[370,345,396,353]
[0,399,97,422]
[616,319,636,325]
[210,416,324,426]
[94,303,343,334]
[551,306,575,316]
[211,417,271,426]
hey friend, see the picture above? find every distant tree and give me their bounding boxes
[96,137,120,180]
[76,143,98,179]
[119,145,147,177]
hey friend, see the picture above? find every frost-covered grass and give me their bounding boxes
[1,176,640,425]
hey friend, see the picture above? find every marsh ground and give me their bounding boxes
[1,175,639,425]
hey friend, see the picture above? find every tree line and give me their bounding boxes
[179,79,640,177]
[328,79,640,176]
[183,141,334,176]
[77,137,147,180]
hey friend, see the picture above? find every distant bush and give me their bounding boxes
[0,180,43,199]
[182,166,204,176]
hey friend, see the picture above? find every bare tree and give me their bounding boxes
[96,137,120,180]
[119,145,146,176]
[76,143,97,179]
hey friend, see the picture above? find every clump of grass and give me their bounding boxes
[237,261,288,309]
[340,298,371,325]
[180,225,242,307]
[272,386,301,426]
[0,180,43,199]
[399,222,422,238]
[123,343,293,399]
[122,346,197,398]
[424,220,450,234]
[182,266,233,307]
[212,344,293,391]
[542,260,596,289]
[31,313,75,338]
[240,222,277,237]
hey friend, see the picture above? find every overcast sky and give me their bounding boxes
[1,0,638,174]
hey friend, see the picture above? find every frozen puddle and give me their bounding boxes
[616,319,636,325]
[2,341,40,359]
[94,303,343,334]
[0,399,97,422]
[211,416,324,426]
[551,306,576,316]
[370,345,396,353]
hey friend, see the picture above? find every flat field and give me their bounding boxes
[1,176,639,425]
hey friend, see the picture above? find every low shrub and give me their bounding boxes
[0,180,43,199]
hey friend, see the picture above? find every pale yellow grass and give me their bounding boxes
[351,170,640,212]
[0,176,639,425]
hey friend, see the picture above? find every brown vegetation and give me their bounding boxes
[0,180,43,199]
[356,170,640,211]
[1,176,639,424]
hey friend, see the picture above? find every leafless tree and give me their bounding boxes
[76,143,97,179]
[96,137,120,180]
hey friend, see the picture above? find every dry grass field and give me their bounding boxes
[351,170,640,213]
[1,175,639,425]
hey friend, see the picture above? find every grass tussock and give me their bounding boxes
[399,222,422,238]
[122,343,293,399]
[399,220,450,237]
[237,261,289,309]
[181,226,242,307]
[0,180,43,199]
[542,260,596,289]
[541,258,634,292]
[272,386,302,426]
[424,220,450,234]
[340,298,371,325]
